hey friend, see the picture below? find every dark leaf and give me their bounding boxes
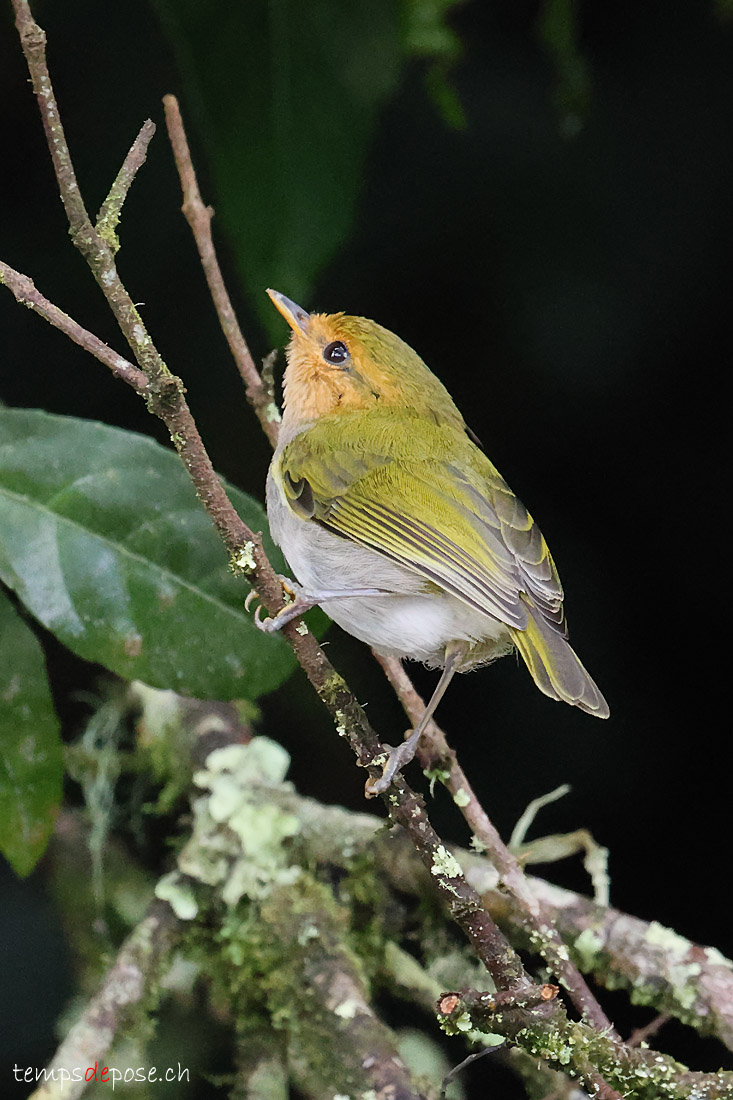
[0,409,301,700]
[0,588,63,876]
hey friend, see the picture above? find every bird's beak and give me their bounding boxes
[266,289,310,334]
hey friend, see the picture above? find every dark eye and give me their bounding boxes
[323,340,350,366]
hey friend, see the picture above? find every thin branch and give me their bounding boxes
[439,990,733,1099]
[96,119,156,252]
[11,0,167,383]
[162,94,280,447]
[11,1,89,235]
[0,261,147,392]
[375,653,616,1036]
[628,1015,672,1048]
[27,901,180,1100]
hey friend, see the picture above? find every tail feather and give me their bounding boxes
[512,604,609,719]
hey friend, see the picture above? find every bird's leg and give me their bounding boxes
[365,641,466,798]
[250,578,390,634]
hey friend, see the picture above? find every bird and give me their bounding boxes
[257,289,609,795]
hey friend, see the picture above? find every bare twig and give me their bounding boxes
[628,1014,672,1048]
[0,261,147,392]
[162,94,280,447]
[11,0,166,384]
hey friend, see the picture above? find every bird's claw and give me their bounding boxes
[247,575,309,633]
[245,587,279,630]
[253,602,279,633]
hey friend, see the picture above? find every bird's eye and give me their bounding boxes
[323,340,350,366]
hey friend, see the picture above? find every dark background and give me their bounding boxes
[1,0,731,1095]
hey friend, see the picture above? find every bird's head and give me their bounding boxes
[267,289,463,431]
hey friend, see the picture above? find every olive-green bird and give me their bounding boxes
[258,290,609,794]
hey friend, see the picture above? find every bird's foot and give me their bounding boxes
[364,726,422,798]
[248,578,387,634]
[248,576,314,633]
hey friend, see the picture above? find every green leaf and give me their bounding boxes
[0,408,299,700]
[152,0,404,334]
[714,0,733,23]
[402,0,467,130]
[537,0,592,138]
[153,1,469,327]
[0,588,63,876]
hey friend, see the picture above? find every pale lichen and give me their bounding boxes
[431,845,463,879]
[172,738,300,908]
[334,710,348,737]
[645,921,702,1011]
[333,997,361,1020]
[234,541,257,572]
[155,870,199,920]
[573,927,605,970]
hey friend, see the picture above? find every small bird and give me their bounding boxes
[259,290,609,795]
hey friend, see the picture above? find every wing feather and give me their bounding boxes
[277,410,565,636]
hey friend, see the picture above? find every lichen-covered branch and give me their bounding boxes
[95,119,157,252]
[256,781,733,1054]
[162,735,733,1099]
[256,878,429,1100]
[27,901,180,1100]
[526,879,733,1054]
[157,735,428,1097]
[438,989,733,1100]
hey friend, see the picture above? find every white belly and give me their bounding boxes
[266,471,513,669]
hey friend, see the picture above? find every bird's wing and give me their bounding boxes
[276,410,564,634]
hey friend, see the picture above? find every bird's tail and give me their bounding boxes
[512,604,609,719]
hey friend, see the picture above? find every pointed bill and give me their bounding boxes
[266,289,310,333]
